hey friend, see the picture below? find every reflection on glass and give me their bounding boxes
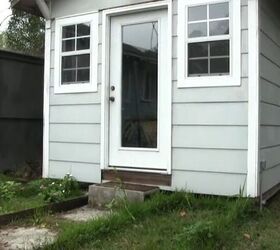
[77,23,90,37]
[121,22,158,148]
[77,37,90,50]
[62,39,75,52]
[210,40,229,56]
[188,5,207,22]
[188,40,230,76]
[62,25,75,38]
[188,22,207,38]
[61,54,90,84]
[209,20,229,36]
[209,2,229,19]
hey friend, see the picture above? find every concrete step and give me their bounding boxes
[88,182,159,207]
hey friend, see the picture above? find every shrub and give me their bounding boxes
[0,181,22,200]
[40,174,81,203]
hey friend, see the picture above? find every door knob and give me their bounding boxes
[111,86,115,91]
[109,96,115,102]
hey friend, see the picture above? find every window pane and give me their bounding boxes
[77,54,90,68]
[62,39,75,52]
[77,23,90,37]
[188,42,208,58]
[62,70,76,84]
[210,58,229,74]
[188,5,207,22]
[188,22,207,38]
[62,56,76,69]
[77,38,90,50]
[210,40,229,56]
[209,20,229,36]
[62,25,75,38]
[188,59,208,75]
[210,2,229,19]
[122,22,158,148]
[77,69,90,82]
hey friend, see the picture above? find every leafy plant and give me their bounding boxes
[0,181,22,200]
[40,174,81,203]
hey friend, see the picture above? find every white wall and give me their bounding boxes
[259,0,280,193]
[171,0,249,195]
[46,0,249,195]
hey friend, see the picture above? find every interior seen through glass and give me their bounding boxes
[188,40,230,76]
[121,22,158,148]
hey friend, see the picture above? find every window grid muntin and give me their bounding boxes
[188,39,230,76]
[186,1,231,77]
[61,22,91,85]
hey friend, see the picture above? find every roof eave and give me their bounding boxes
[11,0,45,17]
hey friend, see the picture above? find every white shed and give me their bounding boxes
[12,0,280,199]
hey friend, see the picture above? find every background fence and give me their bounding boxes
[0,49,43,173]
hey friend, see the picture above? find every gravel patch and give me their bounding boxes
[0,227,56,250]
[59,206,110,222]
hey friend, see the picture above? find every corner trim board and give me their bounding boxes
[43,20,51,178]
[247,0,260,197]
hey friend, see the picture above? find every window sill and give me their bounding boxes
[54,83,98,94]
[177,75,241,88]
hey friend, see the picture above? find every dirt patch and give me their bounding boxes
[0,227,56,250]
[59,206,110,222]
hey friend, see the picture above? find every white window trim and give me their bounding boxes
[54,13,99,94]
[178,0,241,88]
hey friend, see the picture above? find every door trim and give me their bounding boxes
[101,1,172,174]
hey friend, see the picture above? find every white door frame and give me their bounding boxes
[101,0,172,174]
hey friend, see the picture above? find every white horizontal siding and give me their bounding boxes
[260,146,280,170]
[47,12,103,183]
[173,148,247,174]
[50,105,101,124]
[259,1,280,193]
[49,142,100,164]
[172,78,248,103]
[50,123,100,144]
[49,86,101,105]
[173,126,248,150]
[173,103,248,126]
[49,161,101,183]
[170,0,249,194]
[46,0,250,194]
[261,165,280,193]
[172,170,247,196]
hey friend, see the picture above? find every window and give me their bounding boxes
[178,0,241,87]
[54,13,98,93]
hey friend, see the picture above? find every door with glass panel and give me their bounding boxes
[109,10,169,170]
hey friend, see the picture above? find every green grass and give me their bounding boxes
[0,174,84,215]
[40,192,255,250]
[5,185,280,250]
[0,195,45,215]
[83,210,217,250]
[232,194,280,250]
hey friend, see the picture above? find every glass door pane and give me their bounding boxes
[121,22,158,148]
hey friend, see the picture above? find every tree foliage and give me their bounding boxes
[3,9,45,56]
[0,33,6,48]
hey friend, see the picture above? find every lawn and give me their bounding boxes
[39,191,280,250]
[0,173,84,215]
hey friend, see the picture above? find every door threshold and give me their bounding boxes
[107,166,168,174]
[102,169,172,186]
